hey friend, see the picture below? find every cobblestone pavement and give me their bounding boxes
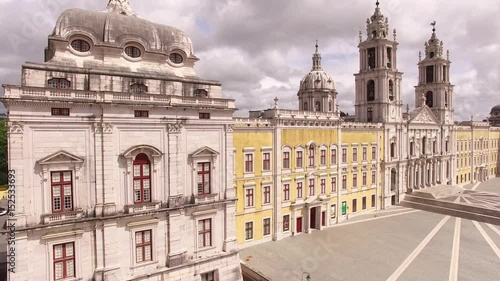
[241,180,500,281]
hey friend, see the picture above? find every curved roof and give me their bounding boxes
[299,70,335,91]
[490,104,500,114]
[51,1,194,57]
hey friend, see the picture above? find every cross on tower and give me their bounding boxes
[431,21,437,33]
[376,0,380,7]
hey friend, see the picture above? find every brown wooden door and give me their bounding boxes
[321,211,326,226]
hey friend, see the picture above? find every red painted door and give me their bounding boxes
[310,207,316,229]
[321,211,326,226]
[297,217,302,233]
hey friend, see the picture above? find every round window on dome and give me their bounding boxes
[125,46,141,58]
[169,53,183,64]
[71,39,91,53]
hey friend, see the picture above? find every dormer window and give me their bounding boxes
[125,46,141,58]
[130,83,148,93]
[70,39,91,52]
[169,52,183,64]
[48,78,71,89]
[194,89,208,98]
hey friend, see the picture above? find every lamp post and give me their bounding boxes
[302,272,311,281]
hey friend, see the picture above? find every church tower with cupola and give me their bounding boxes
[415,22,454,125]
[298,42,338,112]
[354,1,403,123]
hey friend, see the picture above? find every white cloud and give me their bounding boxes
[0,0,499,121]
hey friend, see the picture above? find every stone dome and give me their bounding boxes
[299,70,335,91]
[491,104,500,115]
[51,0,195,58]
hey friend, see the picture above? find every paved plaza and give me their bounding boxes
[241,178,500,281]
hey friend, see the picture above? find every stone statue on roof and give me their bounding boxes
[105,0,137,16]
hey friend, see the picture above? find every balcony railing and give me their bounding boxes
[42,210,84,224]
[2,85,235,109]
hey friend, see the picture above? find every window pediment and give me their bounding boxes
[190,146,219,159]
[38,150,84,166]
[122,145,162,159]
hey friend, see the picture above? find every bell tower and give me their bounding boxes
[354,1,403,123]
[415,22,454,125]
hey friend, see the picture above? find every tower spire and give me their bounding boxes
[431,21,436,33]
[376,0,380,7]
[312,41,322,71]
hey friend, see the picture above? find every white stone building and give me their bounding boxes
[1,1,242,281]
[354,4,455,207]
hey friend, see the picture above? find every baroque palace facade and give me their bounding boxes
[2,1,500,280]
[2,1,242,281]
[233,3,500,247]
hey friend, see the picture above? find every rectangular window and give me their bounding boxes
[134,155,152,203]
[51,108,70,116]
[433,141,436,154]
[263,152,271,171]
[297,182,303,199]
[352,174,357,188]
[245,222,253,240]
[48,78,71,89]
[201,271,216,281]
[352,199,357,213]
[51,171,73,213]
[296,151,303,168]
[53,242,75,280]
[320,179,326,194]
[263,218,271,236]
[135,230,152,263]
[372,146,376,160]
[372,194,376,207]
[342,148,347,163]
[342,175,347,190]
[245,188,254,207]
[362,172,367,186]
[197,163,211,195]
[263,186,271,204]
[308,179,315,196]
[426,65,434,83]
[362,197,367,210]
[331,148,337,165]
[308,146,315,167]
[320,149,326,166]
[372,171,376,185]
[331,177,337,193]
[198,219,212,248]
[199,113,211,119]
[244,154,253,173]
[134,110,149,118]
[331,204,336,219]
[353,148,358,162]
[363,147,367,161]
[410,142,414,156]
[283,215,290,232]
[367,108,373,122]
[283,152,290,169]
[283,184,290,201]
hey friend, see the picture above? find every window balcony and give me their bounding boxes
[195,193,218,204]
[42,209,84,224]
[125,201,161,214]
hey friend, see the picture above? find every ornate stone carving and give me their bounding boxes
[225,124,234,133]
[105,0,137,16]
[167,121,185,133]
[95,123,113,134]
[413,109,434,123]
[8,122,24,134]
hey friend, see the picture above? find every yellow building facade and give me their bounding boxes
[233,110,384,247]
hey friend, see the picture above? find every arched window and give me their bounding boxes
[130,83,148,93]
[391,169,397,191]
[329,101,333,112]
[48,78,71,89]
[410,141,414,156]
[445,91,449,107]
[425,91,433,107]
[390,142,395,158]
[372,31,377,38]
[422,137,427,154]
[367,80,375,101]
[315,101,321,112]
[304,102,308,111]
[389,80,394,101]
[133,153,151,204]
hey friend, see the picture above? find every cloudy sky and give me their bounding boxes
[0,0,498,120]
